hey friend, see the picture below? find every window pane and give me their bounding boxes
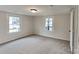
[49,26,52,31]
[49,18,52,26]
[45,17,54,31]
[45,18,49,27]
[9,17,13,24]
[9,29,19,33]
[9,25,14,29]
[9,16,20,33]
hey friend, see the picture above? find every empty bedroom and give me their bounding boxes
[0,5,75,54]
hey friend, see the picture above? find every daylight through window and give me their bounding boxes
[45,17,54,31]
[9,16,20,33]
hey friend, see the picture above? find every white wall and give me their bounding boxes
[0,11,70,44]
[0,11,33,44]
[73,6,79,54]
[33,14,70,41]
[77,6,79,53]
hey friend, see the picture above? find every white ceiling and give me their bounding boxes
[0,5,74,16]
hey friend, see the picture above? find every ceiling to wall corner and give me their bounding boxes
[0,5,74,16]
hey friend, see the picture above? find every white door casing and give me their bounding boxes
[70,9,74,53]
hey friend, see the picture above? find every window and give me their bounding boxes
[9,16,20,33]
[45,17,54,31]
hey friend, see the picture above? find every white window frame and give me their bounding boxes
[45,17,54,31]
[8,16,20,33]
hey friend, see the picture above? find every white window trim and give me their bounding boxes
[8,15,21,33]
[45,17,54,31]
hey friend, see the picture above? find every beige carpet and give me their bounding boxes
[0,35,71,54]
